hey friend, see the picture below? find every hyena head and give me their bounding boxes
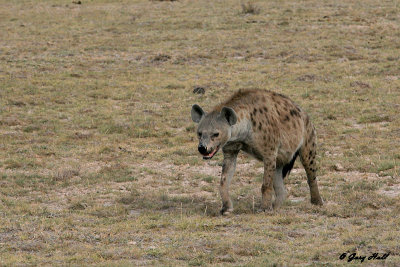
[191,104,237,159]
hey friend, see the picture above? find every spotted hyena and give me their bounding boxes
[191,89,323,215]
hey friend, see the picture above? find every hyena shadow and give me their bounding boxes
[119,189,265,217]
[118,190,262,217]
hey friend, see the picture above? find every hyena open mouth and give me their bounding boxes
[202,146,220,160]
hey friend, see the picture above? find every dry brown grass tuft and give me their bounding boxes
[241,2,261,15]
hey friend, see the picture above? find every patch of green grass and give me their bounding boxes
[99,166,137,183]
[358,114,391,124]
[4,159,23,169]
[23,125,41,133]
[114,175,137,183]
[194,174,215,183]
[99,123,130,135]
[376,161,395,173]
[89,204,128,218]
[201,176,214,183]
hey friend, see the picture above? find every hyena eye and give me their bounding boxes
[212,133,219,138]
[197,132,202,138]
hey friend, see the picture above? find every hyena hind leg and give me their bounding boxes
[273,167,287,210]
[299,142,323,206]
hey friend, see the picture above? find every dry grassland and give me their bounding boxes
[0,0,400,265]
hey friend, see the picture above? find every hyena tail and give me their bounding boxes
[282,150,299,179]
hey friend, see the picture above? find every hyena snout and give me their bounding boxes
[198,142,220,160]
[198,144,208,155]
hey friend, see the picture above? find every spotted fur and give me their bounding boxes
[191,89,323,215]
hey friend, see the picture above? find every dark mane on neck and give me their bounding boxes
[213,89,260,112]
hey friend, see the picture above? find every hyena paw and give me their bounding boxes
[220,207,233,216]
[311,196,323,206]
[272,200,284,210]
[260,203,273,213]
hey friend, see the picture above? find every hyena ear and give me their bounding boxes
[191,104,205,123]
[221,107,237,126]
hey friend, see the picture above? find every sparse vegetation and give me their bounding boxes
[0,0,399,265]
[240,2,261,15]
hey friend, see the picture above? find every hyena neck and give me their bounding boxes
[228,117,251,143]
[213,104,252,144]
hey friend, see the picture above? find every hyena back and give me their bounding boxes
[191,89,323,215]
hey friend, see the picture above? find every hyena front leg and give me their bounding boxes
[261,154,276,212]
[219,149,239,215]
